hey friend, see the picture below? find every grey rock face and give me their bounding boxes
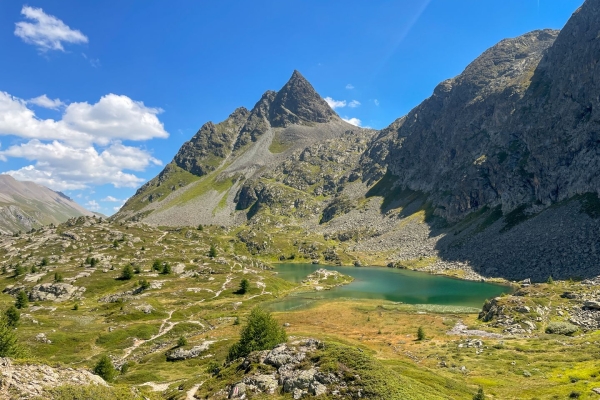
[380,29,560,221]
[166,341,213,361]
[29,283,85,302]
[269,70,337,128]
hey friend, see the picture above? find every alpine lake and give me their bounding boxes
[267,263,511,312]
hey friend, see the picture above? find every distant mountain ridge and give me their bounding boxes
[0,174,94,234]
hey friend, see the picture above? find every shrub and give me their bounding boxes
[237,278,250,294]
[206,360,220,376]
[90,258,99,267]
[209,245,218,258]
[177,336,188,347]
[545,321,578,335]
[120,264,134,280]
[13,264,25,277]
[161,262,171,275]
[417,326,425,341]
[15,290,28,309]
[0,316,23,357]
[41,257,49,266]
[93,354,117,382]
[547,276,554,284]
[54,272,63,282]
[133,265,141,274]
[197,224,203,231]
[4,306,20,327]
[152,260,161,271]
[473,387,485,400]
[227,307,287,362]
[73,304,79,311]
[139,279,150,290]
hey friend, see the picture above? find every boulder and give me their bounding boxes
[29,283,85,302]
[166,341,213,361]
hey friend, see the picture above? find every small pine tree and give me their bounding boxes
[238,278,250,294]
[197,224,203,231]
[90,258,98,268]
[417,326,425,341]
[85,256,92,265]
[133,265,141,274]
[0,317,22,357]
[139,279,150,290]
[152,260,161,271]
[72,304,79,311]
[13,264,25,277]
[4,306,20,327]
[473,387,485,400]
[547,276,554,284]
[93,354,117,382]
[54,272,63,283]
[41,257,49,266]
[161,262,171,275]
[30,265,38,273]
[177,336,188,347]
[15,290,28,309]
[120,264,134,280]
[113,240,119,248]
[227,307,287,362]
[209,244,217,258]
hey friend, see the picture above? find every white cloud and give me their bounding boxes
[14,6,88,52]
[345,84,354,90]
[342,117,362,127]
[82,53,100,68]
[0,91,169,146]
[101,196,120,202]
[28,94,65,110]
[86,200,100,211]
[374,99,380,106]
[113,205,122,212]
[324,97,346,109]
[2,140,162,191]
[348,100,361,108]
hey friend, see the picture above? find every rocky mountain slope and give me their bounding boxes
[0,174,94,234]
[116,71,372,227]
[116,0,600,281]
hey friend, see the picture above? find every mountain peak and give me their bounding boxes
[268,70,337,127]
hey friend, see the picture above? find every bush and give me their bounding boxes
[152,260,162,271]
[41,257,49,266]
[417,326,425,341]
[54,272,63,282]
[227,307,287,362]
[473,387,485,400]
[177,336,188,347]
[4,306,20,327]
[120,264,134,280]
[545,321,578,335]
[133,265,141,274]
[0,316,23,357]
[209,245,218,258]
[206,360,220,376]
[161,262,171,275]
[237,278,250,294]
[93,354,117,382]
[547,276,554,284]
[139,279,150,290]
[13,264,25,277]
[15,290,28,309]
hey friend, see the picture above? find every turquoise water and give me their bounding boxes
[267,263,510,311]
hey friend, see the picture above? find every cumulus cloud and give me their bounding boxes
[1,140,161,190]
[101,195,120,202]
[348,100,361,108]
[374,99,380,106]
[324,97,346,109]
[345,84,354,90]
[14,6,88,52]
[28,94,65,110]
[0,91,168,146]
[342,117,362,127]
[86,200,100,211]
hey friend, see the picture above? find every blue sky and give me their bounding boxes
[0,0,583,215]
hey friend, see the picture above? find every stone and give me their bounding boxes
[166,341,213,361]
[29,283,85,302]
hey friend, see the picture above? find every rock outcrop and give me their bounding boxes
[29,282,86,302]
[0,357,106,399]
